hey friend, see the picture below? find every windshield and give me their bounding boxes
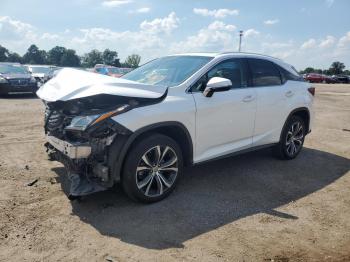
[30,66,52,74]
[122,56,213,86]
[0,64,29,74]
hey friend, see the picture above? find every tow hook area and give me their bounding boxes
[44,137,113,199]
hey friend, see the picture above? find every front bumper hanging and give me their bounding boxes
[46,135,91,159]
[45,136,110,198]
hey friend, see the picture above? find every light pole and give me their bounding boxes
[238,30,243,52]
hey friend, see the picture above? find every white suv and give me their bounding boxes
[38,52,314,202]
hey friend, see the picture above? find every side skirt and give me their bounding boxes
[193,143,278,166]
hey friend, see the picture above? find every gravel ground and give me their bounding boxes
[0,84,349,262]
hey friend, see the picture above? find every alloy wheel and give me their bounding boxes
[136,145,178,197]
[285,121,304,157]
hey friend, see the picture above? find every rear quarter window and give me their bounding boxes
[248,58,282,87]
[278,66,305,82]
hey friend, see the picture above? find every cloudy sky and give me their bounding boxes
[1,0,349,69]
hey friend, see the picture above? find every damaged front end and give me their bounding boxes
[39,68,168,199]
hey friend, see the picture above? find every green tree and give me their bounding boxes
[23,44,47,64]
[82,49,103,67]
[60,49,81,67]
[0,45,10,62]
[7,52,22,63]
[124,54,141,68]
[302,67,315,74]
[47,46,66,65]
[329,61,345,75]
[102,49,120,66]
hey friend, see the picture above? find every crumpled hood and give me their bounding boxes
[37,68,167,102]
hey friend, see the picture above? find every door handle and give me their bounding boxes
[242,95,255,102]
[285,90,294,97]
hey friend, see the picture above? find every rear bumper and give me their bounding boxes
[46,135,91,159]
[0,83,38,94]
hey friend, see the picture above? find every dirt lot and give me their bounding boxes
[0,84,349,262]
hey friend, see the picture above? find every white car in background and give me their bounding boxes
[37,52,314,202]
[26,65,56,86]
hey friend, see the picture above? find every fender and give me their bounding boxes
[279,107,310,142]
[108,121,194,183]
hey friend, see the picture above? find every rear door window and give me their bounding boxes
[248,58,282,87]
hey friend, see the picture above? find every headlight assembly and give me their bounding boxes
[65,104,131,131]
[65,114,100,131]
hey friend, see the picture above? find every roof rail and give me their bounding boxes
[218,51,282,61]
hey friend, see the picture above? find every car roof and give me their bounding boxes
[169,52,282,61]
[168,52,295,73]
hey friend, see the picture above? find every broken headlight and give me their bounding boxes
[65,114,100,131]
[65,104,130,131]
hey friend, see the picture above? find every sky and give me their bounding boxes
[0,0,349,70]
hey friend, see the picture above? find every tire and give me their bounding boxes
[274,115,306,160]
[122,133,183,203]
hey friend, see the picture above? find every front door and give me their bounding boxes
[191,59,257,163]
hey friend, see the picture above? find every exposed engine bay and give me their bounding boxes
[39,68,168,199]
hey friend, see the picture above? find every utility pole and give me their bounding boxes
[238,30,243,52]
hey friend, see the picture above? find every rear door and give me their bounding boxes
[191,59,257,163]
[247,58,290,146]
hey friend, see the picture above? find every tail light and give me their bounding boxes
[308,87,315,96]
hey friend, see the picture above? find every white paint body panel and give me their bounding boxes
[39,53,314,165]
[192,88,257,162]
[37,68,167,102]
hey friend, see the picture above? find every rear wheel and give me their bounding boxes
[274,115,306,160]
[122,133,183,203]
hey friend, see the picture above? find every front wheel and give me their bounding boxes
[274,116,306,160]
[122,133,183,203]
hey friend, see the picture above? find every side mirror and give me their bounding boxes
[203,77,232,97]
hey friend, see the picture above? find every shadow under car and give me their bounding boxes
[52,147,350,250]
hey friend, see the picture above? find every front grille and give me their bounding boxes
[46,111,65,131]
[8,78,29,86]
[45,109,72,137]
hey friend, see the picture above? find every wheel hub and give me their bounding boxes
[136,145,178,197]
[286,121,304,156]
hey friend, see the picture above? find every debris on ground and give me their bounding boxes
[26,179,38,187]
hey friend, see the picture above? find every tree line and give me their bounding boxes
[0,44,141,68]
[299,61,349,76]
[1,43,348,75]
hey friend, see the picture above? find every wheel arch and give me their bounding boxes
[280,107,310,141]
[109,121,194,183]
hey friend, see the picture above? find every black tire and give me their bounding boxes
[274,115,306,160]
[122,133,183,203]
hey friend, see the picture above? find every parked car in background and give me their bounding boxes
[94,64,133,78]
[0,63,38,95]
[119,67,133,74]
[25,65,56,86]
[304,73,325,83]
[324,75,338,84]
[38,52,314,202]
[333,75,350,83]
[44,67,62,82]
